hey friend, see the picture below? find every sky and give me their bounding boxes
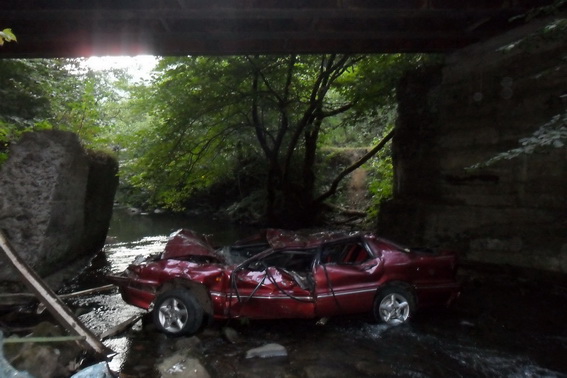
[84,55,158,82]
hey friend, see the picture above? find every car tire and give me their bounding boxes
[373,286,414,325]
[153,288,204,336]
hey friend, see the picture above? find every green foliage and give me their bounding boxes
[121,54,425,219]
[120,56,253,209]
[366,147,393,219]
[0,58,133,164]
[0,28,16,45]
[0,54,424,224]
[364,105,397,218]
[0,59,64,162]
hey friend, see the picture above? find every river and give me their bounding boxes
[66,208,567,377]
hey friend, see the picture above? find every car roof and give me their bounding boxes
[264,229,366,249]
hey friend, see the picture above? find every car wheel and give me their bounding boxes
[374,286,414,325]
[153,289,204,336]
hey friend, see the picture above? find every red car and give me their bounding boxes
[108,229,460,336]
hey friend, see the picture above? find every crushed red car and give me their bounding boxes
[107,229,460,336]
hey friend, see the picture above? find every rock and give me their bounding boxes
[70,362,113,378]
[221,326,242,344]
[157,353,210,378]
[127,207,141,216]
[245,343,287,359]
[0,130,118,283]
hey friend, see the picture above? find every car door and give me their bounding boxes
[313,239,383,317]
[229,250,316,319]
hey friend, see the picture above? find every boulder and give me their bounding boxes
[0,130,118,283]
[157,338,210,378]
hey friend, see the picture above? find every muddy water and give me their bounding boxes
[67,210,567,377]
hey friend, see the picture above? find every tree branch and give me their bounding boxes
[315,128,394,205]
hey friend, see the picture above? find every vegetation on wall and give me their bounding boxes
[469,16,567,170]
[470,110,567,169]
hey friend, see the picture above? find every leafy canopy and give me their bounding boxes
[125,54,427,219]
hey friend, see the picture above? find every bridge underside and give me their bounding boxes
[1,0,553,58]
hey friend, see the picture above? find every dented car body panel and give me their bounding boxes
[108,228,460,325]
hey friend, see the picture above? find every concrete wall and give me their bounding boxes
[0,130,118,282]
[378,16,567,272]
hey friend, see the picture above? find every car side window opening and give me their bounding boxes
[269,250,315,272]
[245,250,316,273]
[240,250,316,292]
[321,242,370,265]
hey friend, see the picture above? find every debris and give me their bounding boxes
[70,362,113,378]
[0,332,34,378]
[2,322,85,378]
[59,284,116,300]
[36,284,116,314]
[100,314,143,340]
[1,284,116,315]
[245,343,287,359]
[0,293,36,307]
[0,230,112,357]
[3,335,86,344]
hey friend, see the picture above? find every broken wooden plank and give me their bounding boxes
[100,314,143,340]
[0,285,116,310]
[58,284,115,300]
[36,284,117,314]
[0,292,36,306]
[3,335,86,343]
[0,230,113,358]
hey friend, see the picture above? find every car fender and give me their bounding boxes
[155,278,214,316]
[374,281,416,306]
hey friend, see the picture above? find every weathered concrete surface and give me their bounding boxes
[0,130,118,282]
[379,15,567,272]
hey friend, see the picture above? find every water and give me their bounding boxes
[67,208,255,374]
[68,209,567,377]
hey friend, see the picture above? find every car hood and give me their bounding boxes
[162,229,224,262]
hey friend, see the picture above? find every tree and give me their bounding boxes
[0,58,132,164]
[129,54,426,227]
[0,59,67,163]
